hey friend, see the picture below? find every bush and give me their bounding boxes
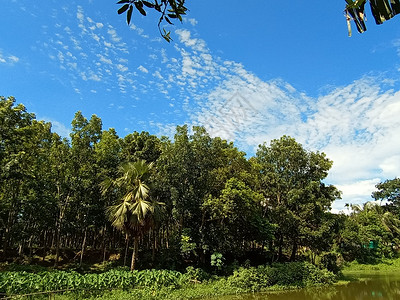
[320,253,340,274]
[227,262,335,292]
[184,266,210,283]
[227,266,273,292]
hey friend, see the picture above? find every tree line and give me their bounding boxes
[1,96,399,272]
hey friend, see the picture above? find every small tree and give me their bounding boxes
[101,160,162,270]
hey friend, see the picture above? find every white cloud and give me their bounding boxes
[35,10,399,214]
[89,74,101,81]
[107,27,121,42]
[98,54,112,65]
[116,64,128,72]
[38,117,71,138]
[41,5,138,96]
[150,29,400,211]
[176,29,207,52]
[8,55,19,63]
[0,50,20,65]
[76,6,84,22]
[337,179,380,198]
[138,65,149,73]
[187,18,198,26]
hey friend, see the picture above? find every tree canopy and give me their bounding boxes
[1,96,400,270]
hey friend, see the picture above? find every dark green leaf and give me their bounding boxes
[118,4,130,14]
[143,1,155,8]
[117,0,130,3]
[127,5,133,25]
[168,13,177,19]
[165,16,173,25]
[134,2,147,16]
[162,28,172,42]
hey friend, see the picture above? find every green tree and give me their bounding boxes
[121,131,161,163]
[69,111,103,266]
[373,178,400,214]
[202,178,272,256]
[102,160,161,270]
[0,97,56,257]
[49,134,72,267]
[256,136,340,261]
[95,128,122,262]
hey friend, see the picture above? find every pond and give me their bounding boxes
[211,272,400,300]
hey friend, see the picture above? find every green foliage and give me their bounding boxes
[256,135,340,260]
[180,229,196,258]
[227,262,335,292]
[116,0,187,42]
[184,266,210,282]
[7,96,396,286]
[343,257,400,272]
[210,252,224,270]
[0,269,185,296]
[338,201,400,262]
[320,253,340,274]
[0,263,337,298]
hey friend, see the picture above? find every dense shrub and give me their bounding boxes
[320,253,340,274]
[183,266,210,283]
[227,262,335,292]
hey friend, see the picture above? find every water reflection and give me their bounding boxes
[213,273,400,300]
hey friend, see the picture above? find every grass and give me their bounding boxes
[342,257,400,273]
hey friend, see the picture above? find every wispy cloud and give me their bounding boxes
[0,50,20,65]
[40,5,136,96]
[41,117,71,138]
[32,5,400,212]
[138,65,149,73]
[148,28,400,211]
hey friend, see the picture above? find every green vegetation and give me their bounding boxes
[0,262,335,299]
[343,257,400,273]
[1,96,400,298]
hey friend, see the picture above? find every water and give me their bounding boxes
[212,272,400,300]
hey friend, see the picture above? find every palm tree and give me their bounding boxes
[350,201,400,250]
[101,160,162,270]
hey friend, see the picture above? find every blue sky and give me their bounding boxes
[1,0,400,212]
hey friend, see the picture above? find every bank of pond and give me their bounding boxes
[2,259,400,299]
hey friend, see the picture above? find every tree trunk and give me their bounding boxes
[18,242,23,258]
[54,217,62,267]
[3,209,15,255]
[152,229,156,264]
[54,194,69,268]
[124,234,129,267]
[278,234,284,262]
[42,230,47,261]
[290,239,297,261]
[79,228,87,267]
[131,236,139,271]
[102,225,107,262]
